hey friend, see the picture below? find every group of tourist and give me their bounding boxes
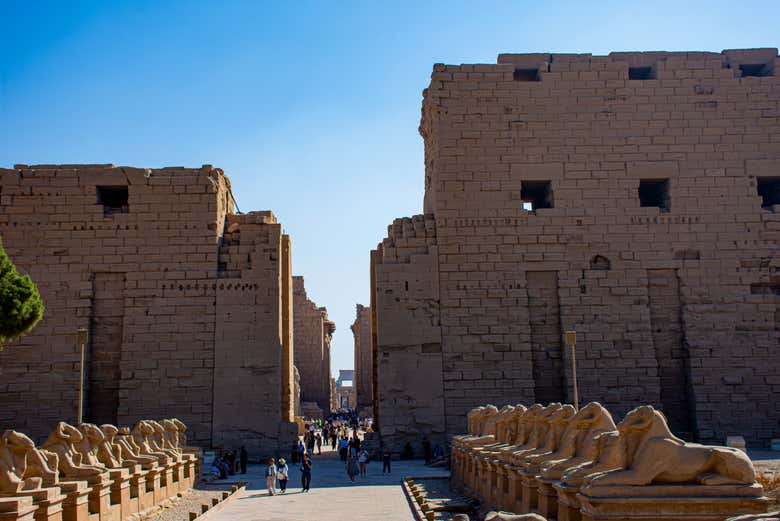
[210,446,249,479]
[265,453,313,495]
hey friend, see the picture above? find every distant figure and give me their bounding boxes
[358,447,369,477]
[226,450,236,475]
[265,458,277,496]
[291,441,299,464]
[316,433,322,455]
[401,441,414,460]
[239,446,248,474]
[300,453,313,492]
[346,451,359,482]
[331,431,337,449]
[422,437,432,465]
[339,437,348,461]
[432,444,444,461]
[297,439,306,462]
[277,458,289,493]
[382,450,392,474]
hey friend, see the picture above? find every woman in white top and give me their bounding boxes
[265,458,277,495]
[277,458,289,493]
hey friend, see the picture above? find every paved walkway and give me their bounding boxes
[208,447,449,521]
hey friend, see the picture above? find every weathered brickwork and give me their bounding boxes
[373,49,780,451]
[292,276,334,414]
[0,164,297,454]
[351,304,372,411]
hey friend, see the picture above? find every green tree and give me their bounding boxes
[0,237,43,348]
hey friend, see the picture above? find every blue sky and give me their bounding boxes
[2,0,778,375]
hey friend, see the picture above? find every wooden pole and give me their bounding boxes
[77,328,88,424]
[565,331,578,410]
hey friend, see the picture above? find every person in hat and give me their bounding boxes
[265,458,277,496]
[276,458,289,493]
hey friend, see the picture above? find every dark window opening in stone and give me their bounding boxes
[514,68,540,81]
[521,180,553,211]
[639,179,670,211]
[590,255,611,270]
[757,177,780,209]
[740,63,772,77]
[629,66,654,80]
[97,186,129,215]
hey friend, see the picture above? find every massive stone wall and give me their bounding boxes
[373,48,780,450]
[292,276,334,414]
[351,304,372,411]
[0,164,297,454]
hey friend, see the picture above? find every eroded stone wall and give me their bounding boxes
[374,48,780,448]
[292,276,333,415]
[351,304,372,411]
[0,164,297,453]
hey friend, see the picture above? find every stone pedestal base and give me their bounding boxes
[519,471,539,513]
[107,469,130,521]
[506,468,524,514]
[9,487,65,521]
[0,497,36,521]
[578,483,770,521]
[536,478,559,519]
[140,469,159,512]
[57,482,89,521]
[554,482,582,521]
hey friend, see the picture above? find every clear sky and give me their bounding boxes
[2,0,778,376]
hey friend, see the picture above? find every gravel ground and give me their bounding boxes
[140,482,241,521]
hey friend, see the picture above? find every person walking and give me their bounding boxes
[265,458,277,496]
[315,433,322,455]
[422,437,432,465]
[277,458,289,493]
[382,450,392,474]
[297,439,305,462]
[346,451,359,483]
[300,453,312,492]
[239,446,248,474]
[358,447,369,477]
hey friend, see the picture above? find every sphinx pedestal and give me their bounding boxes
[578,483,770,521]
[553,482,582,521]
[536,478,559,519]
[0,497,36,521]
[7,488,65,521]
[55,482,89,521]
[506,468,524,514]
[519,470,539,513]
[107,469,131,521]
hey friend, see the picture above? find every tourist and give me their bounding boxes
[422,437,432,465]
[239,446,247,474]
[331,431,337,450]
[307,433,315,455]
[297,439,306,461]
[432,444,444,462]
[339,437,348,461]
[346,450,359,483]
[300,453,312,492]
[401,441,413,460]
[226,450,236,475]
[277,458,289,493]
[358,447,369,477]
[265,458,277,496]
[382,450,392,474]
[291,440,299,464]
[315,433,322,454]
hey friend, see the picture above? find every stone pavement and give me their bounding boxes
[209,447,449,521]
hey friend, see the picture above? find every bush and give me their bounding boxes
[0,237,44,348]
